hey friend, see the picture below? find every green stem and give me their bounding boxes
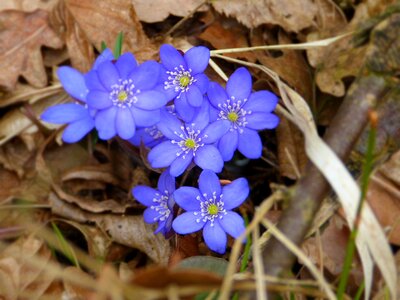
[336,120,377,299]
[113,32,124,59]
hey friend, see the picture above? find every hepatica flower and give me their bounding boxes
[132,170,176,236]
[159,44,210,122]
[148,102,230,177]
[85,52,168,140]
[172,170,248,254]
[208,67,280,161]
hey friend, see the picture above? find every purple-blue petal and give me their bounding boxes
[97,61,120,90]
[148,141,181,168]
[116,108,135,139]
[203,221,227,254]
[173,211,205,234]
[186,85,203,107]
[219,211,246,239]
[175,94,196,122]
[132,186,159,207]
[157,171,176,194]
[207,82,228,108]
[245,90,279,113]
[218,130,238,161]
[190,99,210,131]
[134,90,167,110]
[201,120,230,144]
[61,117,94,143]
[87,90,112,109]
[115,52,137,79]
[131,106,160,127]
[85,70,106,91]
[193,73,209,94]
[246,112,280,130]
[41,103,89,124]
[237,128,262,159]
[160,44,186,70]
[129,60,161,90]
[198,170,221,198]
[157,110,184,140]
[93,48,114,70]
[143,208,160,224]
[173,187,201,211]
[194,145,224,173]
[95,106,117,140]
[169,151,193,177]
[222,177,249,210]
[57,67,88,102]
[184,46,210,74]
[226,67,252,101]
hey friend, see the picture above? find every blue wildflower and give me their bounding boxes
[159,44,210,122]
[85,52,168,140]
[132,170,176,236]
[207,67,279,161]
[41,65,94,143]
[172,170,248,254]
[129,125,165,148]
[147,101,230,177]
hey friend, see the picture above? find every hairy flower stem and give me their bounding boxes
[259,75,387,298]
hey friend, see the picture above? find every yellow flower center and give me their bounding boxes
[185,138,196,149]
[117,91,128,102]
[227,112,239,122]
[207,204,219,215]
[179,76,190,87]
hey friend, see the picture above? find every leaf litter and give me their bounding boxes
[0,0,399,299]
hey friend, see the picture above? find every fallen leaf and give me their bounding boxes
[62,267,93,300]
[0,235,56,300]
[0,9,63,90]
[64,0,157,62]
[366,151,400,246]
[0,0,59,12]
[199,15,257,62]
[0,167,20,204]
[131,0,206,23]
[373,249,400,300]
[276,115,307,179]
[212,0,318,32]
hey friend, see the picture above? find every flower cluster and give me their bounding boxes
[41,43,279,254]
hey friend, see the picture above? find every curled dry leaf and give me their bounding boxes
[212,0,318,32]
[366,151,400,246]
[49,193,171,265]
[0,9,63,90]
[132,0,206,23]
[65,0,157,62]
[0,235,56,300]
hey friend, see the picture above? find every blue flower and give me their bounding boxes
[172,170,248,254]
[85,52,168,140]
[132,170,176,236]
[41,66,94,143]
[147,102,230,177]
[207,67,279,161]
[159,44,210,122]
[129,125,165,148]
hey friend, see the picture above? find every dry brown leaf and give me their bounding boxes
[308,0,396,96]
[0,167,20,204]
[212,0,317,32]
[276,115,307,179]
[0,9,63,90]
[49,193,171,265]
[54,1,95,73]
[65,0,157,62]
[0,235,56,300]
[252,29,313,101]
[199,16,257,62]
[132,0,206,23]
[373,249,400,300]
[0,0,59,12]
[62,266,94,299]
[93,214,171,266]
[366,151,400,246]
[302,214,363,287]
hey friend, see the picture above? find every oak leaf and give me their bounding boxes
[0,9,63,90]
